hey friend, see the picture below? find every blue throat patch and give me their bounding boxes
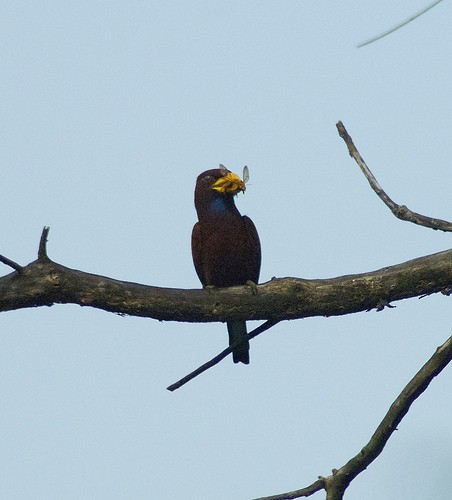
[210,196,228,213]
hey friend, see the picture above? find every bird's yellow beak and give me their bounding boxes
[212,171,246,194]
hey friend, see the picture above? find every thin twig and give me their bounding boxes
[252,479,324,500]
[257,335,452,499]
[0,255,23,272]
[336,121,452,232]
[167,320,279,392]
[357,0,444,48]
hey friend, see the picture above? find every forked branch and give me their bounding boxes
[254,335,452,500]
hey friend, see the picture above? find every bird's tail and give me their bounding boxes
[227,321,250,364]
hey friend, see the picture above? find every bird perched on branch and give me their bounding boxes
[192,165,261,364]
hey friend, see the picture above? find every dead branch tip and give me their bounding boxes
[38,226,51,260]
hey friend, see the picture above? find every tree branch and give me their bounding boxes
[255,335,452,500]
[0,255,23,272]
[357,0,445,48]
[336,121,452,232]
[253,479,324,500]
[166,320,279,391]
[1,229,451,321]
[38,226,50,260]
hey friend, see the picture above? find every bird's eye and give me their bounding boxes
[203,175,214,182]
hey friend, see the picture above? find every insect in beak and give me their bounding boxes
[243,165,249,185]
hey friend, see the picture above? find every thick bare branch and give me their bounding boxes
[336,121,452,232]
[1,233,452,321]
[256,335,452,500]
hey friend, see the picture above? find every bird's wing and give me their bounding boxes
[191,221,206,285]
[242,215,261,284]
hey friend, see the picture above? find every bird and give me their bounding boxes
[192,165,261,364]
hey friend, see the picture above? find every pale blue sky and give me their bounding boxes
[1,2,451,499]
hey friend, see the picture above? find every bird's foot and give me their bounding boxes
[245,280,258,295]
